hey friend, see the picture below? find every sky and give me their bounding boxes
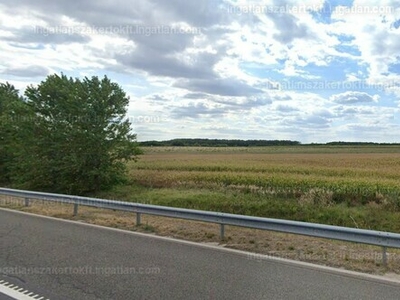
[1,0,400,143]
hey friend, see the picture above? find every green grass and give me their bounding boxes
[93,182,400,233]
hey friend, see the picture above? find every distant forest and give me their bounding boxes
[139,139,400,147]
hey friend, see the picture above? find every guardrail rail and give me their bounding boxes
[1,187,399,266]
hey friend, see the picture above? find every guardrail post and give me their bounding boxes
[24,198,30,207]
[136,212,141,226]
[73,203,79,216]
[220,224,225,240]
[382,246,387,268]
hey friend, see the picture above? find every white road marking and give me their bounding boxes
[0,280,49,300]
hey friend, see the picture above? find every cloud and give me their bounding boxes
[170,102,226,118]
[149,0,224,27]
[115,49,218,79]
[329,91,380,104]
[3,26,91,45]
[333,105,376,117]
[145,94,170,102]
[334,122,400,143]
[183,92,210,99]
[174,77,264,97]
[274,104,299,112]
[345,123,387,131]
[273,94,293,101]
[3,65,49,77]
[268,11,315,44]
[213,95,272,108]
[329,0,400,82]
[281,115,331,129]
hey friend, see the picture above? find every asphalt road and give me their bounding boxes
[1,208,400,300]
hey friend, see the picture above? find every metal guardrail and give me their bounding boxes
[1,187,399,266]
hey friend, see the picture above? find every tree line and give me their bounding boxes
[0,74,141,195]
[140,139,400,147]
[140,139,301,147]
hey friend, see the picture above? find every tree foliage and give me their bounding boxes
[0,83,34,185]
[0,74,141,194]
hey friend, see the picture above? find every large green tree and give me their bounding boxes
[15,73,141,194]
[0,83,31,184]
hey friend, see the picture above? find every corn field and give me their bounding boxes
[129,146,400,206]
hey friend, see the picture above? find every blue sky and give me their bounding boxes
[0,0,400,142]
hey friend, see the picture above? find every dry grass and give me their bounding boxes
[2,197,400,276]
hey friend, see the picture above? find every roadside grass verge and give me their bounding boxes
[92,183,400,233]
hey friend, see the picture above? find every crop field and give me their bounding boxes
[131,146,400,197]
[98,145,400,232]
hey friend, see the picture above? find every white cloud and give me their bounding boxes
[330,0,400,82]
[330,91,380,104]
